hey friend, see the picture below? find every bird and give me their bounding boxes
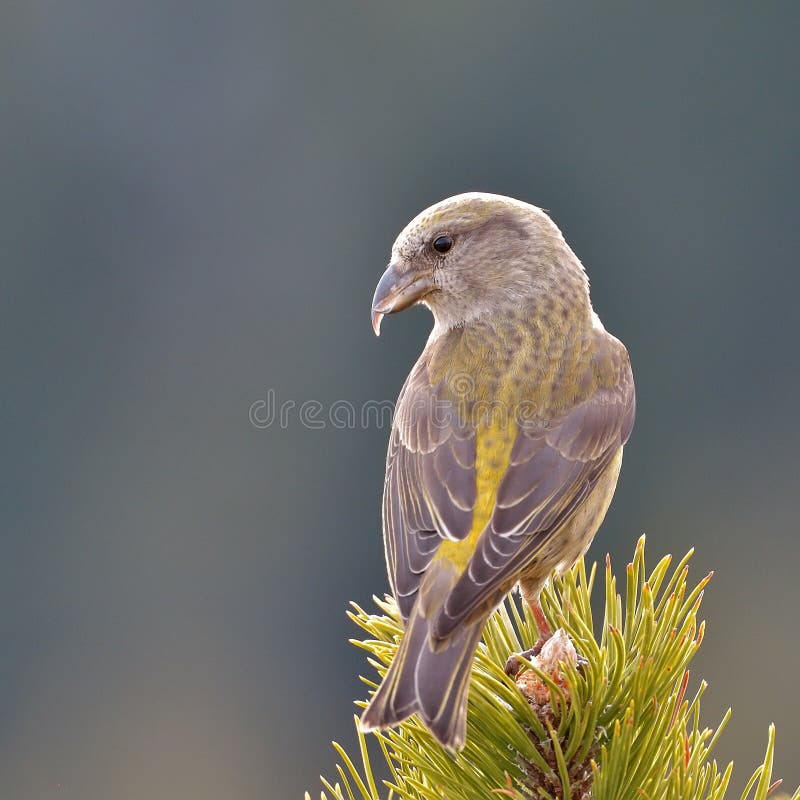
[360,192,635,752]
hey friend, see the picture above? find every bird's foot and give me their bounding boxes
[504,638,549,677]
[506,596,558,676]
[504,628,583,679]
[508,629,581,708]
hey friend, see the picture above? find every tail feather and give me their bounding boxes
[360,606,483,751]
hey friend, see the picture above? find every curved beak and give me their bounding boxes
[371,262,435,336]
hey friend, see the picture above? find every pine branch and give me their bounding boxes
[308,537,798,800]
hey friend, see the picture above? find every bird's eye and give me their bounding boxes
[432,235,453,254]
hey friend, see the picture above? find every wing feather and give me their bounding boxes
[383,360,477,620]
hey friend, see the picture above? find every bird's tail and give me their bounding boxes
[359,600,483,752]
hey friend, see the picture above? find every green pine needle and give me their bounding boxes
[308,537,798,800]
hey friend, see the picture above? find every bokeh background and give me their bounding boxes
[3,2,799,798]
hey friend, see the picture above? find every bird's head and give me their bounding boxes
[371,192,590,336]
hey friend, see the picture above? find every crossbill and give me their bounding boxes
[360,193,635,751]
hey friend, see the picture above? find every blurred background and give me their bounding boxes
[2,2,799,797]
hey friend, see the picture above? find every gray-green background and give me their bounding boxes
[3,2,798,797]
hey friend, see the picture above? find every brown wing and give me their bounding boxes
[383,358,477,620]
[432,336,636,640]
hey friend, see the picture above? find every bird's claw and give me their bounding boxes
[505,634,588,678]
[504,641,546,677]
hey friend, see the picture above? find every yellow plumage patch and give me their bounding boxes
[436,416,517,571]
